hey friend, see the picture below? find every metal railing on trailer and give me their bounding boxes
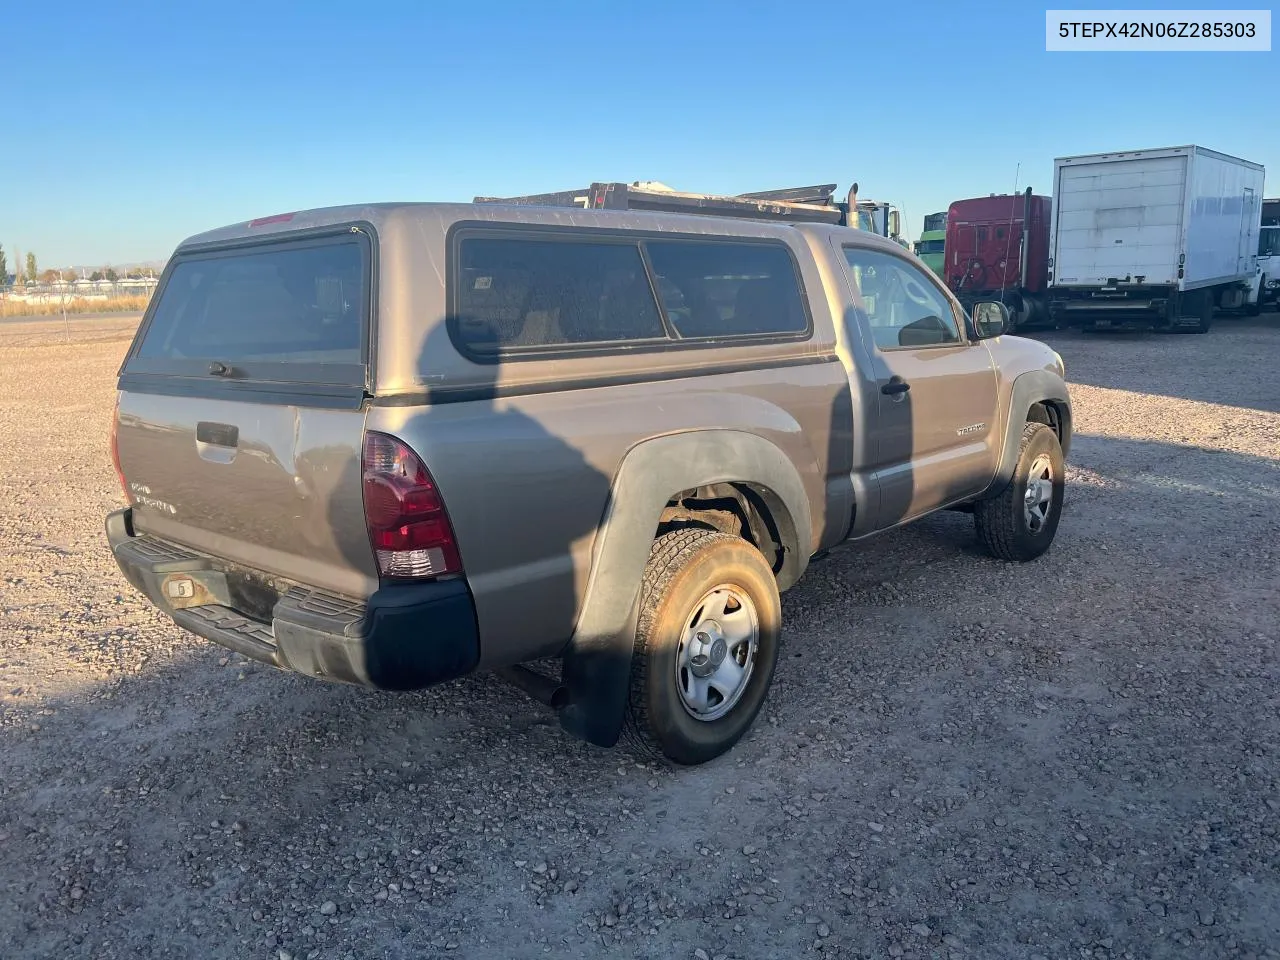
[473,181,863,228]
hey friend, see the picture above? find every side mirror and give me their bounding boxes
[888,210,901,238]
[971,300,1010,339]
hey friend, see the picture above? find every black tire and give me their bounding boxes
[623,529,780,765]
[974,422,1065,562]
[1245,286,1262,317]
[1003,293,1021,335]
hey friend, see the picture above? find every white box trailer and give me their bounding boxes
[1048,145,1264,332]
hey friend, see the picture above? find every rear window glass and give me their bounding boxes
[453,237,665,353]
[136,238,366,366]
[645,240,808,338]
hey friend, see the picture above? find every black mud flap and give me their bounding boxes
[556,607,640,749]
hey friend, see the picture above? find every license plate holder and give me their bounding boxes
[161,571,231,610]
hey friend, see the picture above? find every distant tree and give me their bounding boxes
[0,244,8,285]
[105,267,118,282]
[25,252,37,284]
[40,268,60,284]
[62,269,77,283]
[89,270,103,282]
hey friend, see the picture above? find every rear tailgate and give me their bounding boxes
[115,227,378,599]
[1053,154,1186,286]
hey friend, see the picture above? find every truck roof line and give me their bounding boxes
[1054,145,1263,170]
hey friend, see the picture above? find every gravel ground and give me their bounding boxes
[2,314,1278,960]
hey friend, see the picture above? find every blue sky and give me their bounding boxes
[3,0,1275,266]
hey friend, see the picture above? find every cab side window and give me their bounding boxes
[843,247,962,351]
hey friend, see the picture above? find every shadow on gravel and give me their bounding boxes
[0,646,622,960]
[1039,314,1280,414]
[1042,424,1267,521]
[5,433,1280,959]
[6,433,1275,772]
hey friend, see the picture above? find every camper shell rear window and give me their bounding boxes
[127,230,371,386]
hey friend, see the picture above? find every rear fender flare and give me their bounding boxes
[558,429,812,748]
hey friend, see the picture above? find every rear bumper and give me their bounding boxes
[1049,286,1176,329]
[1050,301,1170,329]
[105,507,480,690]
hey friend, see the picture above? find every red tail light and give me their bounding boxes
[109,395,130,503]
[362,432,462,580]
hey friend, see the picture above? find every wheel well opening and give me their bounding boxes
[655,482,789,576]
[1028,401,1064,445]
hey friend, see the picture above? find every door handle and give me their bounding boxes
[195,421,240,465]
[881,377,911,396]
[196,421,239,448]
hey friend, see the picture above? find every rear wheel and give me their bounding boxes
[974,422,1065,562]
[1007,293,1026,334]
[623,530,780,765]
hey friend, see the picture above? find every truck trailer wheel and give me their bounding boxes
[974,422,1065,562]
[623,530,780,765]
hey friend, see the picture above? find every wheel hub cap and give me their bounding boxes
[1023,454,1055,533]
[688,630,728,678]
[675,586,759,722]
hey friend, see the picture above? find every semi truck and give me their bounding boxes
[945,189,1053,333]
[914,211,947,277]
[474,180,909,246]
[858,199,909,247]
[1047,145,1264,333]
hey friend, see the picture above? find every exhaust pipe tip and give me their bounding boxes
[494,665,571,710]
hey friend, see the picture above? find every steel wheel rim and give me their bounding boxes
[675,584,759,722]
[1023,453,1055,533]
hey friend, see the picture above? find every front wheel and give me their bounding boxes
[623,530,781,765]
[974,422,1065,562]
[1245,284,1263,317]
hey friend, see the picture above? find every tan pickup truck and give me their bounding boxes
[105,194,1072,765]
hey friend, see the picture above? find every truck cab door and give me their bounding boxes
[838,244,1001,527]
